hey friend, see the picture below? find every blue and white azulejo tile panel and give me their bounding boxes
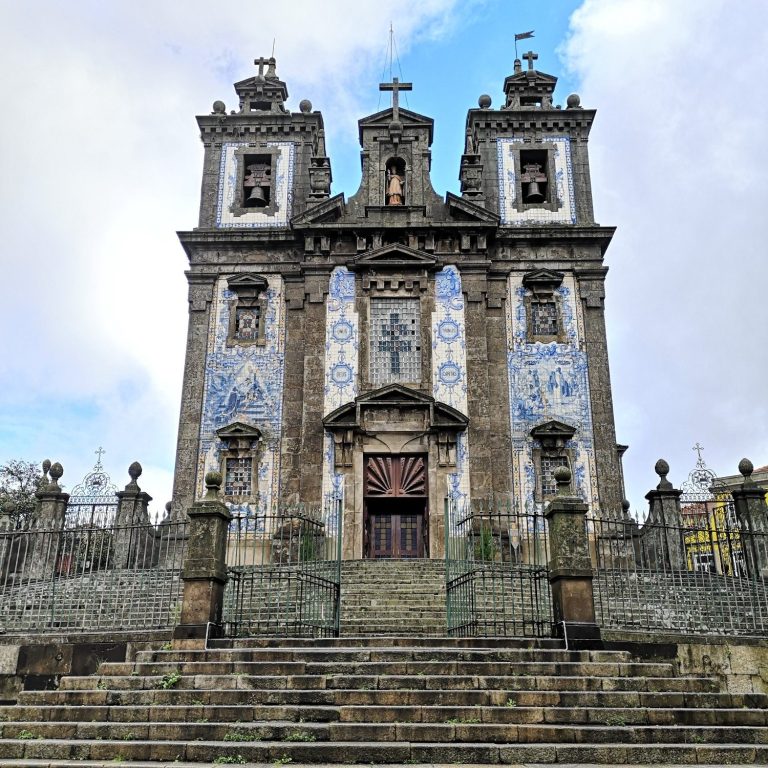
[496,137,576,226]
[197,275,286,524]
[321,268,359,507]
[432,266,470,506]
[215,142,294,228]
[505,274,598,513]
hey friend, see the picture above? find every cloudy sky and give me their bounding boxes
[0,0,765,515]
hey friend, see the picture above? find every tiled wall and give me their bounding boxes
[432,266,470,506]
[506,274,598,513]
[215,141,294,228]
[496,137,576,226]
[321,267,359,507]
[197,276,286,524]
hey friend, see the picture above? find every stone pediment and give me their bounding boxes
[522,269,564,289]
[504,70,558,89]
[446,192,499,224]
[226,273,269,295]
[358,107,434,143]
[216,422,263,440]
[530,419,576,449]
[323,384,468,432]
[291,193,345,227]
[348,244,438,272]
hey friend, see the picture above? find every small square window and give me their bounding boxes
[235,307,260,341]
[531,301,558,337]
[225,457,253,497]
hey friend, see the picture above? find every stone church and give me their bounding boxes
[170,53,625,560]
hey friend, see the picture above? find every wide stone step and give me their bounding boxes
[2,720,766,746]
[0,738,765,764]
[20,686,753,709]
[99,659,676,678]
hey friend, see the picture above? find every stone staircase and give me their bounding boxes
[0,636,766,765]
[340,559,446,635]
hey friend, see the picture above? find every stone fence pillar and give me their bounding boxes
[732,458,768,579]
[544,466,600,643]
[173,472,231,647]
[642,459,685,571]
[114,462,154,568]
[28,462,69,581]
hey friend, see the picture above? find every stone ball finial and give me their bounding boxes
[49,462,63,482]
[566,93,581,109]
[212,100,226,115]
[165,501,172,513]
[128,462,142,481]
[205,471,222,499]
[299,99,312,113]
[654,458,673,490]
[3,500,16,515]
[738,458,754,479]
[42,459,51,474]
[554,465,572,493]
[478,94,492,109]
[622,499,631,513]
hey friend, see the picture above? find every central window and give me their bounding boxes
[369,298,421,385]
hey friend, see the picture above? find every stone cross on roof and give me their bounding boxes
[379,76,412,122]
[522,50,539,71]
[254,56,270,77]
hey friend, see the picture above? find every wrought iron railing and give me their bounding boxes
[222,501,342,638]
[592,500,768,636]
[0,517,187,633]
[445,499,552,637]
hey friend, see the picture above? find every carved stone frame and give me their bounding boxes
[513,141,560,213]
[530,420,576,503]
[216,422,263,506]
[226,274,269,347]
[522,270,566,344]
[230,144,281,218]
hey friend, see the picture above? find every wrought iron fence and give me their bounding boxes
[445,499,552,637]
[592,499,768,636]
[0,517,187,633]
[222,501,342,638]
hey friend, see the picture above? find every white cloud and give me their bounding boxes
[562,0,768,506]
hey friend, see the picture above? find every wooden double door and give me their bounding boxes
[364,455,428,559]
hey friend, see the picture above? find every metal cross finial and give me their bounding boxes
[379,76,413,122]
[522,51,539,71]
[94,446,106,469]
[254,56,270,77]
[693,442,705,467]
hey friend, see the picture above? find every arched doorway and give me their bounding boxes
[364,455,427,558]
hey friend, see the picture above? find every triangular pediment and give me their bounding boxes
[323,384,468,431]
[349,244,437,271]
[358,107,434,144]
[227,273,269,295]
[522,269,564,289]
[291,193,345,227]
[446,192,499,224]
[504,70,557,88]
[216,421,263,440]
[530,419,576,440]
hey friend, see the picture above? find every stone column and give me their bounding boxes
[642,460,685,571]
[28,462,69,581]
[544,466,600,643]
[173,472,231,647]
[114,462,153,568]
[732,458,768,579]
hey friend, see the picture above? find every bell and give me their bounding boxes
[524,180,545,203]
[245,186,268,207]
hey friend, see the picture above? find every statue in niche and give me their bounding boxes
[385,163,405,205]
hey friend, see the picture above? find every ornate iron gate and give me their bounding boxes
[445,498,552,637]
[222,501,342,637]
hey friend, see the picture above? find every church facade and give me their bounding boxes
[170,54,625,559]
